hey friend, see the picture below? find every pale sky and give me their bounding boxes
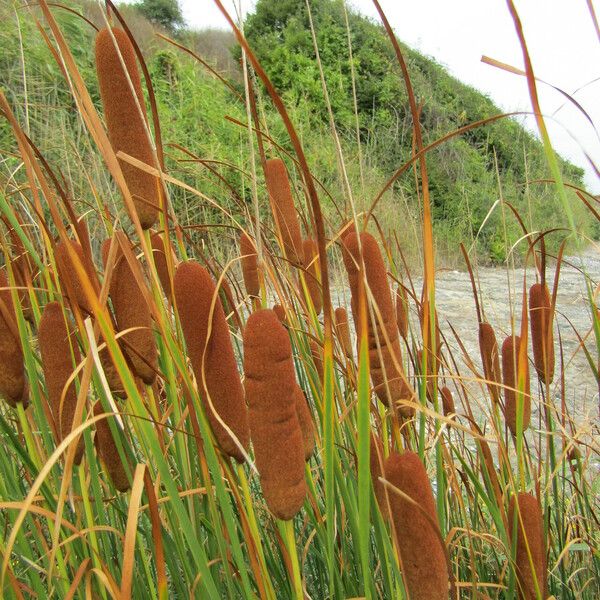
[178,0,599,193]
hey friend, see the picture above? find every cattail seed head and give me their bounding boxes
[102,234,158,385]
[479,322,501,404]
[508,492,547,600]
[294,386,315,460]
[342,231,413,416]
[273,303,286,324]
[264,158,303,265]
[38,302,84,464]
[55,239,99,316]
[502,335,531,435]
[395,284,409,339]
[440,386,455,416]
[384,451,449,600]
[529,283,554,384]
[334,306,352,358]
[309,338,324,385]
[243,309,306,520]
[95,28,159,229]
[174,261,249,462]
[94,402,130,492]
[239,232,260,298]
[302,238,322,314]
[0,270,27,407]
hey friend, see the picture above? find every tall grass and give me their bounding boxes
[0,1,598,599]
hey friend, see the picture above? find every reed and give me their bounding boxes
[93,402,131,492]
[239,231,260,298]
[0,270,27,407]
[384,451,449,599]
[508,492,547,600]
[342,231,413,416]
[302,238,322,314]
[38,302,84,464]
[309,338,324,384]
[369,433,388,520]
[502,335,531,435]
[95,28,159,229]
[243,309,306,520]
[102,234,158,385]
[528,283,554,384]
[264,158,303,265]
[173,260,249,462]
[150,231,174,301]
[294,386,315,460]
[479,322,502,404]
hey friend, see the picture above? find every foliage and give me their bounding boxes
[136,0,184,32]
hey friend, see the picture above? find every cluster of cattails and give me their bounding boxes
[95,27,159,229]
[342,231,413,417]
[243,310,312,519]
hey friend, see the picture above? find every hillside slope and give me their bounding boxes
[0,0,593,263]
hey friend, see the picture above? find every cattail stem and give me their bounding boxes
[281,519,303,600]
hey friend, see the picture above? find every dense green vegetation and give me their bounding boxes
[0,0,593,263]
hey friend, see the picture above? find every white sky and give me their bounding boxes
[178,0,600,193]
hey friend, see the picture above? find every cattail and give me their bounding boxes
[502,335,531,435]
[419,300,442,401]
[440,386,455,416]
[479,322,501,404]
[370,433,389,520]
[384,451,449,600]
[273,303,286,324]
[174,261,249,462]
[334,306,352,358]
[94,402,130,492]
[477,436,501,504]
[302,238,322,314]
[55,239,99,315]
[38,302,84,464]
[294,386,315,460]
[0,270,27,407]
[264,158,303,265]
[95,28,159,229]
[508,492,547,600]
[243,309,306,520]
[8,231,34,323]
[239,232,260,298]
[150,231,174,301]
[342,231,413,416]
[529,283,554,384]
[102,234,158,385]
[309,338,324,385]
[99,341,127,399]
[395,284,409,339]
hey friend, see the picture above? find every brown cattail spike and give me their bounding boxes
[38,302,84,464]
[239,232,260,298]
[334,306,352,358]
[273,303,286,324]
[508,493,547,600]
[529,283,554,384]
[294,386,315,460]
[384,451,449,600]
[243,309,306,520]
[94,403,130,492]
[264,158,303,265]
[440,386,455,416]
[309,338,324,385]
[0,270,27,407]
[55,239,99,316]
[302,238,322,315]
[395,284,409,340]
[95,28,159,229]
[174,261,249,462]
[342,231,413,416]
[502,335,531,435]
[102,234,158,385]
[479,322,501,404]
